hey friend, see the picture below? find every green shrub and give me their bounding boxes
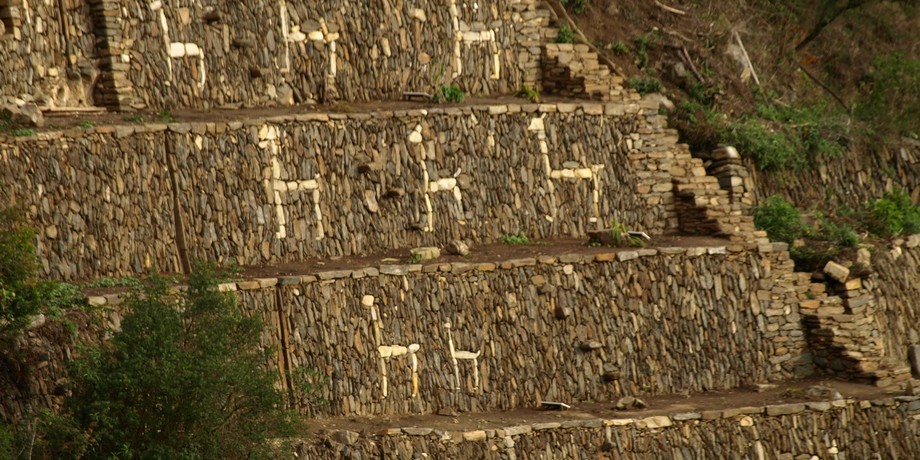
[61,264,301,459]
[501,232,530,245]
[433,84,465,103]
[863,189,920,237]
[561,0,587,14]
[856,53,920,138]
[753,195,807,243]
[555,24,576,44]
[723,118,805,171]
[627,76,662,95]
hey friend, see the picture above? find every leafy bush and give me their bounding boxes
[561,0,587,14]
[862,189,920,237]
[501,232,530,245]
[753,195,807,243]
[627,76,662,95]
[433,84,465,103]
[60,265,300,458]
[555,24,576,44]
[0,207,41,335]
[856,53,920,138]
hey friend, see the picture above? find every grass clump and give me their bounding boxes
[627,76,662,95]
[501,231,530,245]
[433,84,465,103]
[610,41,629,55]
[515,85,541,103]
[610,220,645,247]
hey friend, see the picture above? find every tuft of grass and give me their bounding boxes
[123,114,146,124]
[632,31,658,69]
[515,85,541,103]
[610,219,645,247]
[610,41,629,55]
[158,109,175,123]
[78,121,95,129]
[407,253,423,264]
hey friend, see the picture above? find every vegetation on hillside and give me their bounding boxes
[561,0,920,171]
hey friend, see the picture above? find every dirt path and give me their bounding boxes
[306,378,891,436]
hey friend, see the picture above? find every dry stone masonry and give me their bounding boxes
[2,102,742,281]
[1,0,556,109]
[298,398,920,459]
[2,0,920,456]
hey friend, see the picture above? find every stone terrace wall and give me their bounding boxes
[0,0,99,107]
[147,245,810,418]
[748,138,920,209]
[872,241,920,364]
[298,397,920,459]
[1,0,555,109]
[1,102,691,281]
[0,130,180,280]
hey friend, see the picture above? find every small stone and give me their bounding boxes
[823,261,850,283]
[909,345,920,379]
[906,234,920,249]
[411,247,440,262]
[445,240,470,256]
[615,396,647,410]
[806,386,843,401]
[437,407,459,417]
[330,430,359,445]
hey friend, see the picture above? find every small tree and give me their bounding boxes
[61,265,299,458]
[753,195,807,243]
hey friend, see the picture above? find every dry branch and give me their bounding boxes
[732,31,760,87]
[655,1,687,16]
